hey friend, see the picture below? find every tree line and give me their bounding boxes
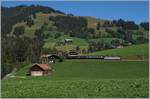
[49,15,88,38]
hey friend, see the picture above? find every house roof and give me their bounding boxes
[41,54,61,59]
[40,54,49,58]
[34,64,52,71]
[65,39,72,41]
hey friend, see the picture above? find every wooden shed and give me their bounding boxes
[30,64,52,76]
[40,54,62,63]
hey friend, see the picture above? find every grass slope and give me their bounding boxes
[89,38,123,44]
[44,34,89,51]
[15,60,148,79]
[2,78,148,98]
[87,43,149,58]
[11,13,62,38]
[2,60,149,98]
[10,12,149,52]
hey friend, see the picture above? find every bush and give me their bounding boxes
[54,33,61,39]
[13,26,25,37]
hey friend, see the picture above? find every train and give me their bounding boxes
[66,55,121,60]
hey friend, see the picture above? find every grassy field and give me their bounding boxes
[15,60,148,79]
[2,78,148,98]
[89,38,123,44]
[43,34,89,51]
[87,43,149,59]
[2,60,149,98]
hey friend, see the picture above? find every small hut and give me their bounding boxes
[116,45,124,48]
[29,64,52,76]
[64,39,73,44]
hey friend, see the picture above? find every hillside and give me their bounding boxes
[4,6,148,45]
[9,12,149,52]
[2,60,149,97]
[1,5,149,78]
[10,12,65,38]
[87,43,149,59]
[1,4,149,98]
[15,60,148,79]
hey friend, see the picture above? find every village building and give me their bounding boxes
[29,64,52,76]
[128,42,132,45]
[40,54,62,63]
[116,45,124,48]
[111,45,116,48]
[64,39,73,44]
[65,39,73,42]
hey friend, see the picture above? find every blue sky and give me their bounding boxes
[2,1,149,24]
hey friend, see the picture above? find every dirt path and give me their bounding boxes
[2,68,17,80]
[10,75,26,78]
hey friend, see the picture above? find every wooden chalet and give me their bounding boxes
[116,45,124,48]
[29,64,52,76]
[64,39,73,43]
[40,54,62,63]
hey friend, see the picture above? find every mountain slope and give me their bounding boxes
[2,5,148,53]
[86,43,149,59]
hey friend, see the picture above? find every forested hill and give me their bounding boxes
[1,5,64,78]
[1,5,149,78]
[1,5,64,34]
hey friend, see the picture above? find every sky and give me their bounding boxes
[1,1,149,24]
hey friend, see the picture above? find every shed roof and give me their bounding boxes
[40,54,61,59]
[33,64,52,71]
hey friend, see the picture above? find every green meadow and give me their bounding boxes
[87,43,149,58]
[2,4,149,98]
[2,60,149,98]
